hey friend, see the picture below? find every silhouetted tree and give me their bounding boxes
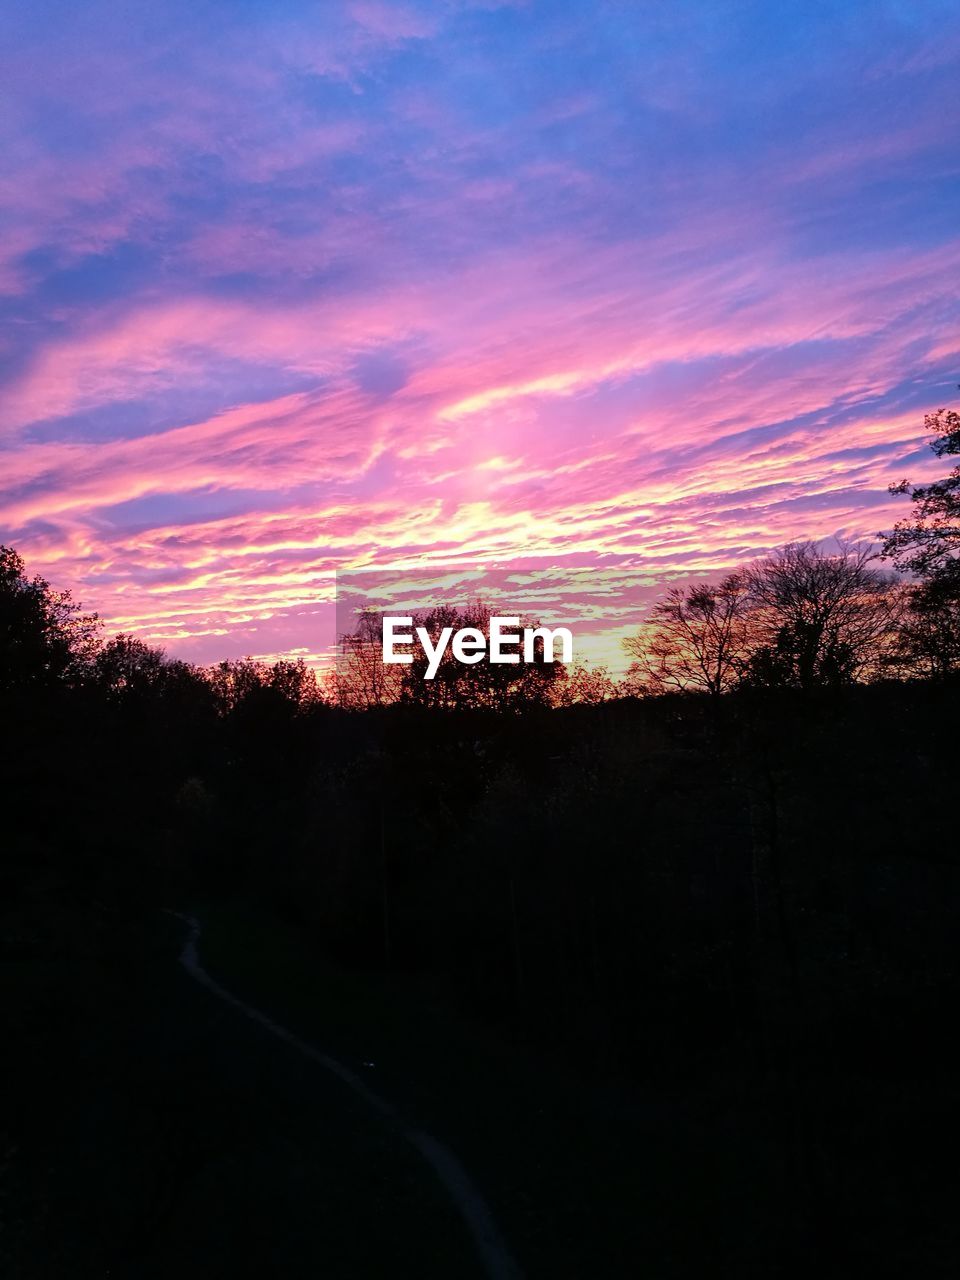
[623,572,751,698]
[881,404,960,678]
[267,657,323,710]
[0,545,100,694]
[887,577,960,679]
[93,634,218,735]
[552,662,616,706]
[743,541,898,689]
[94,634,172,698]
[882,405,960,582]
[206,655,322,723]
[207,658,269,715]
[334,610,405,709]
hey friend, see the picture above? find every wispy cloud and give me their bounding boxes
[1,0,958,661]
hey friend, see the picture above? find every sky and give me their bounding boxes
[1,0,959,667]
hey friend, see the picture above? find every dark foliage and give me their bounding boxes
[2,535,960,1276]
[882,405,960,581]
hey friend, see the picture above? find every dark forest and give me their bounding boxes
[3,409,960,1277]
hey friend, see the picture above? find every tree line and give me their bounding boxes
[625,405,960,695]
[6,403,958,714]
[3,405,959,1274]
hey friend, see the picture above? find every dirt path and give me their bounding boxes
[167,912,524,1280]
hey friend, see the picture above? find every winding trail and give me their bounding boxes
[166,911,524,1280]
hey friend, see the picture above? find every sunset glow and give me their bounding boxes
[2,1,958,664]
